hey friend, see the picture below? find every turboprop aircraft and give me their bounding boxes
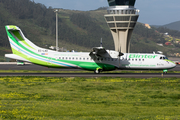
[5,25,176,73]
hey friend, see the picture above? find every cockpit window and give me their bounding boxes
[160,56,168,60]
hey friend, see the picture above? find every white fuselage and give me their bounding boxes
[42,50,176,70]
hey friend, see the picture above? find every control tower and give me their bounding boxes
[104,0,139,53]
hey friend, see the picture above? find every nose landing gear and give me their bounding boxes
[163,69,168,74]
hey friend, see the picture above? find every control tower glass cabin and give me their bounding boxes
[108,0,136,6]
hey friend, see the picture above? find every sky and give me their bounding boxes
[32,0,180,25]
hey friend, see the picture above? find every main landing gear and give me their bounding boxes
[94,68,103,74]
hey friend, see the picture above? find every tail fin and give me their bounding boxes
[5,25,40,55]
[5,25,61,66]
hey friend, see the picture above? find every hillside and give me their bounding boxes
[163,21,180,31]
[0,0,180,61]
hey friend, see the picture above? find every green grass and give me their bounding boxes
[0,77,180,119]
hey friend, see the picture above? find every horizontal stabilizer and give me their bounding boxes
[5,54,29,62]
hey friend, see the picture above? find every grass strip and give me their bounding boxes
[0,77,180,119]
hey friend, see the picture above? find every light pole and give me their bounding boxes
[54,9,59,51]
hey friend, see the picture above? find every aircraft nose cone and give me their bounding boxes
[171,62,177,68]
[173,63,177,67]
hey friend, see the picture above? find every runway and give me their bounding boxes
[0,63,83,71]
[0,63,180,78]
[0,63,180,71]
[0,72,180,78]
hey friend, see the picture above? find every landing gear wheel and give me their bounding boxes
[94,69,102,74]
[163,72,167,74]
[163,69,168,74]
[94,70,100,74]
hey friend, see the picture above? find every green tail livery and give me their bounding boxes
[5,25,176,73]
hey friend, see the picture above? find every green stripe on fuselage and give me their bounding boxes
[165,59,175,64]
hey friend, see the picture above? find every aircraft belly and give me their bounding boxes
[79,62,116,71]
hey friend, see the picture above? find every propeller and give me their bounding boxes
[118,52,124,57]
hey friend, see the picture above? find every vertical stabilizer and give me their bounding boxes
[5,25,40,55]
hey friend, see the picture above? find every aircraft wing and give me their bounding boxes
[89,47,124,58]
[92,47,107,54]
[89,47,109,57]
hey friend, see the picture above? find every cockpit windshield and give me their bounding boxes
[160,56,168,60]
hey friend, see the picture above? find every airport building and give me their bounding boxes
[104,0,139,53]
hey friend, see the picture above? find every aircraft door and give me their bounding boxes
[47,57,52,65]
[119,54,129,68]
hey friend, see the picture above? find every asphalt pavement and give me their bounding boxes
[0,63,180,78]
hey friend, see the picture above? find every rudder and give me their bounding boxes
[5,25,40,55]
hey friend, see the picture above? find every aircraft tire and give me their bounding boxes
[94,69,102,74]
[94,70,100,74]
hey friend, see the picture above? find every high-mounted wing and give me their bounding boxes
[89,47,111,58]
[89,47,124,58]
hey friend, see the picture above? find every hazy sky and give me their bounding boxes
[32,0,180,25]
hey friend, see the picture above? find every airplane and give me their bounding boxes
[5,25,176,74]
